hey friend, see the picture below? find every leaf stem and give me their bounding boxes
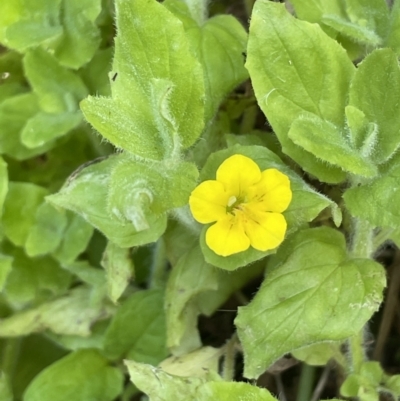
[223,333,238,381]
[183,0,209,25]
[296,363,316,401]
[150,238,167,289]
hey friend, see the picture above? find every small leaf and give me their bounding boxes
[292,342,344,366]
[235,227,385,378]
[349,48,400,163]
[3,182,48,247]
[23,349,123,401]
[247,1,354,183]
[103,289,168,365]
[101,241,134,303]
[81,0,204,158]
[47,156,167,248]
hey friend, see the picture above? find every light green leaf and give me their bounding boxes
[0,0,62,50]
[24,48,88,113]
[159,347,222,378]
[0,372,13,401]
[47,156,167,248]
[235,227,385,378]
[103,289,168,365]
[61,261,106,289]
[343,160,400,228]
[0,254,13,292]
[3,182,48,246]
[21,111,82,149]
[288,114,377,177]
[25,202,68,257]
[53,214,94,264]
[292,342,345,366]
[247,1,354,183]
[101,241,134,303]
[81,0,204,159]
[125,360,208,401]
[0,157,8,218]
[288,0,343,23]
[349,48,400,163]
[53,0,101,69]
[0,93,53,160]
[108,157,198,226]
[197,382,278,401]
[2,245,71,309]
[0,287,113,337]
[385,0,400,54]
[197,145,339,270]
[23,349,123,401]
[164,0,248,122]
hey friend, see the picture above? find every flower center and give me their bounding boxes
[226,195,246,214]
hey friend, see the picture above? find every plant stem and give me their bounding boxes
[349,330,365,374]
[183,0,209,25]
[1,338,21,380]
[223,333,238,381]
[150,238,167,289]
[296,363,316,401]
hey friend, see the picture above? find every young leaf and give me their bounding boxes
[25,202,68,257]
[235,227,385,378]
[197,382,278,401]
[0,287,113,337]
[24,48,88,113]
[125,360,208,401]
[164,0,248,122]
[47,156,167,248]
[197,145,340,270]
[247,1,354,183]
[23,349,123,401]
[288,114,377,177]
[348,48,400,163]
[81,0,204,159]
[53,0,102,69]
[101,241,134,304]
[103,289,168,365]
[3,182,48,247]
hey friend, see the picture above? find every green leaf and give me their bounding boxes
[103,289,168,365]
[0,0,63,50]
[101,241,134,303]
[108,156,198,225]
[23,349,123,401]
[47,156,167,248]
[81,0,204,159]
[53,214,94,264]
[385,0,400,54]
[288,0,342,23]
[197,382,278,401]
[53,0,101,69]
[292,342,344,366]
[343,160,400,228]
[197,145,339,270]
[24,48,88,113]
[0,372,13,401]
[0,157,8,218]
[0,93,53,160]
[348,48,400,164]
[0,287,113,337]
[235,227,385,378]
[25,202,68,257]
[247,1,354,183]
[125,360,208,401]
[164,0,248,122]
[0,254,13,292]
[3,182,48,246]
[21,111,82,149]
[2,245,71,309]
[288,114,377,177]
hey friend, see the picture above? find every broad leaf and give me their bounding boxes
[247,1,354,183]
[235,227,385,378]
[23,349,123,401]
[81,0,204,159]
[103,289,168,365]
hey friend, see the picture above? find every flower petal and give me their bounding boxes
[242,209,287,251]
[248,168,292,213]
[189,180,229,224]
[216,154,262,196]
[205,214,250,256]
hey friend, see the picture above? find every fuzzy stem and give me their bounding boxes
[223,333,238,381]
[296,364,316,401]
[183,0,209,25]
[150,238,167,289]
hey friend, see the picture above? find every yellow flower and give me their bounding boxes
[189,154,292,257]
